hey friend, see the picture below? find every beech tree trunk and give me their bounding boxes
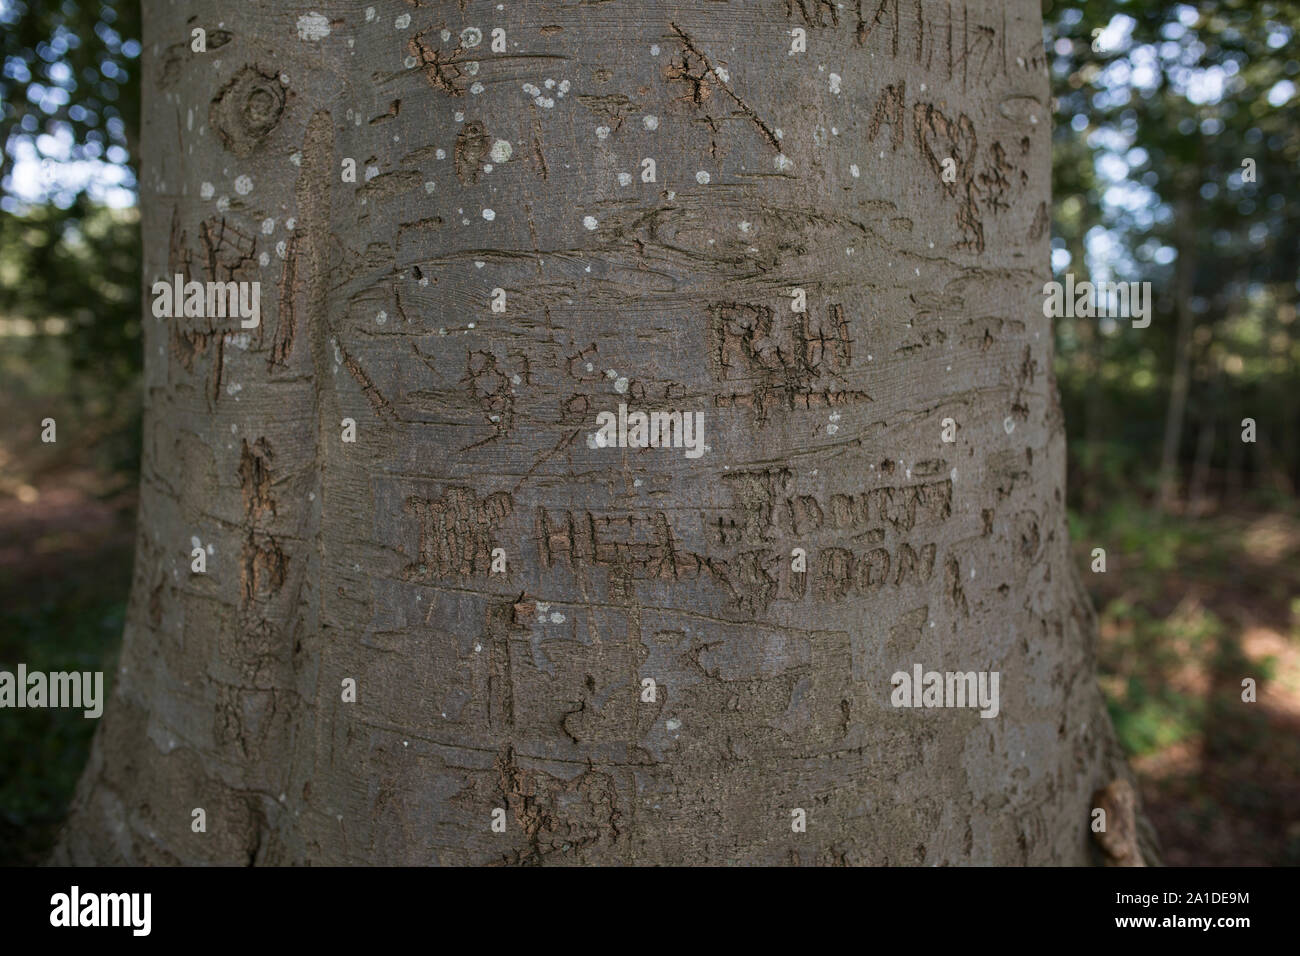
[56,0,1155,865]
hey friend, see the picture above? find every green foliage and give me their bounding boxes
[0,0,141,204]
[1045,0,1300,502]
[0,200,141,481]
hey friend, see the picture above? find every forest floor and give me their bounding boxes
[0,335,136,865]
[0,467,133,865]
[1074,499,1300,866]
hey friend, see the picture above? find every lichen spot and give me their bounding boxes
[296,13,330,41]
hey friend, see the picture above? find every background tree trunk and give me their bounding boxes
[56,0,1153,865]
[1158,192,1197,510]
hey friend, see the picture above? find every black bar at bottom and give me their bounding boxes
[0,865,1277,943]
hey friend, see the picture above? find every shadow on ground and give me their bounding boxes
[1076,502,1300,866]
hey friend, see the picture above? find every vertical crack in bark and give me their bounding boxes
[268,233,300,370]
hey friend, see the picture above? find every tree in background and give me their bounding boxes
[1045,0,1300,509]
[1,0,143,476]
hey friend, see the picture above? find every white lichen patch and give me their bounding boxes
[296,13,330,41]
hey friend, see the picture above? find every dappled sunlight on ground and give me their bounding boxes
[1077,504,1300,866]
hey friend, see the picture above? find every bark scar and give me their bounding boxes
[668,22,781,152]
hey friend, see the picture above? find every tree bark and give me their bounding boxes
[56,0,1153,866]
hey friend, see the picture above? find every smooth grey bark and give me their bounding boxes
[56,0,1155,865]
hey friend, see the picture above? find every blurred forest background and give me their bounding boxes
[0,0,1296,865]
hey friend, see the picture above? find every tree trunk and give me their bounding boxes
[56,0,1153,866]
[1187,413,1215,516]
[1158,192,1197,510]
